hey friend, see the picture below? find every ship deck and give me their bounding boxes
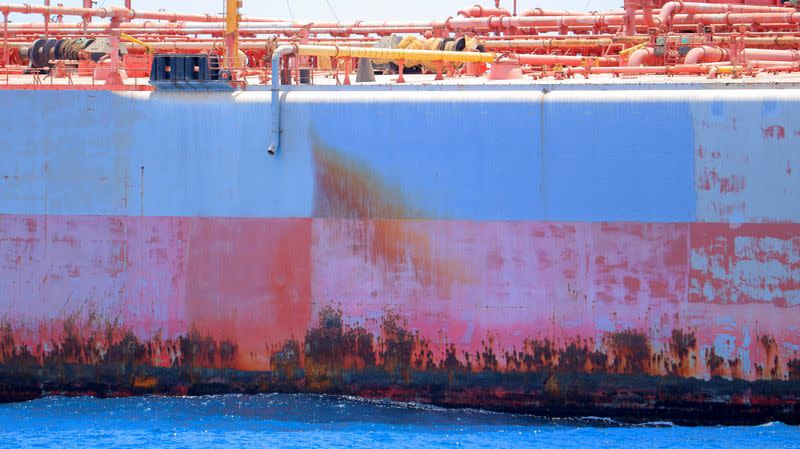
[3,71,800,91]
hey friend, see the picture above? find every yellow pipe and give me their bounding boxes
[224,0,240,67]
[712,66,740,74]
[619,42,646,57]
[294,44,496,64]
[120,32,153,54]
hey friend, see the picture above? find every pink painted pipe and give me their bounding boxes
[628,47,657,66]
[516,53,619,66]
[565,63,730,76]
[519,9,589,17]
[684,46,729,64]
[457,5,511,18]
[447,12,800,33]
[658,1,795,30]
[0,3,284,23]
[742,48,800,62]
[446,14,627,30]
[622,0,657,35]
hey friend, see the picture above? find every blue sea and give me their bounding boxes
[0,394,797,448]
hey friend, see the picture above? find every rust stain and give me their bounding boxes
[669,329,697,377]
[760,335,783,380]
[1,306,799,425]
[606,330,651,374]
[705,347,726,378]
[0,310,238,371]
[311,134,471,293]
[696,168,746,193]
[269,339,302,384]
[762,125,786,140]
[132,376,158,389]
[301,305,377,390]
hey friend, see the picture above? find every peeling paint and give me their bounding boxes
[0,306,798,425]
[1,90,800,425]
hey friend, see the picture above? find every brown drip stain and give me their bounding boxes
[760,335,783,380]
[606,330,651,374]
[311,134,471,294]
[0,306,790,385]
[0,309,238,374]
[668,329,697,377]
[705,347,726,378]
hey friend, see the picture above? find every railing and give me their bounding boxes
[0,61,152,89]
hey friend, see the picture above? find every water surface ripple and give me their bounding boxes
[0,394,797,448]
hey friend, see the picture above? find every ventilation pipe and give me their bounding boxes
[267,44,296,156]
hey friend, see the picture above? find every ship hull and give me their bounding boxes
[1,87,798,424]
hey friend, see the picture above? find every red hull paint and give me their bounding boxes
[0,215,313,371]
[2,214,798,381]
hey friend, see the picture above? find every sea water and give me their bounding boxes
[0,394,797,448]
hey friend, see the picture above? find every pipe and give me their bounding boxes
[457,5,510,18]
[267,44,296,156]
[292,44,496,63]
[641,0,657,29]
[748,59,800,67]
[483,38,614,50]
[742,48,800,61]
[43,0,48,39]
[658,1,795,30]
[2,13,7,67]
[684,45,728,64]
[516,54,619,66]
[446,14,626,31]
[714,36,800,47]
[120,32,152,54]
[625,0,659,34]
[2,22,433,35]
[2,39,378,53]
[519,9,588,16]
[446,12,800,32]
[224,0,239,67]
[628,47,656,66]
[624,0,637,36]
[0,3,283,23]
[563,63,741,76]
[619,42,647,57]
[672,12,800,27]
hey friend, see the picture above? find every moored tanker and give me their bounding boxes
[0,0,799,425]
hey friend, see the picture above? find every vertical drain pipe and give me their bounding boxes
[267,44,296,156]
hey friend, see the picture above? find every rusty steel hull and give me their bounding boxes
[0,86,799,425]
